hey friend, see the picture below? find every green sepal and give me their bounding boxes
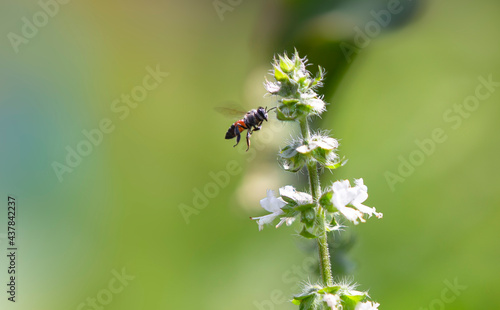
[293,49,303,68]
[311,148,328,164]
[311,66,325,88]
[323,203,335,214]
[281,204,298,218]
[279,55,294,73]
[276,106,299,121]
[283,211,298,219]
[319,190,332,203]
[281,194,297,205]
[295,101,316,115]
[319,191,334,212]
[295,203,315,212]
[299,226,317,239]
[301,78,311,89]
[301,208,316,227]
[329,216,338,228]
[292,291,313,304]
[281,98,299,106]
[299,295,317,310]
[293,285,323,309]
[340,293,368,310]
[281,160,305,172]
[293,291,322,310]
[274,67,289,82]
[280,144,298,159]
[323,158,346,170]
[317,286,341,295]
[293,287,319,301]
[279,151,306,172]
[298,75,308,87]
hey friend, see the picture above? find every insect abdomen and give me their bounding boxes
[225,125,236,139]
[225,120,247,139]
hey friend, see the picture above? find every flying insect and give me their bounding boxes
[223,106,276,151]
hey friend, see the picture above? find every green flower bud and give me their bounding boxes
[280,134,343,171]
[293,282,375,310]
[279,141,306,171]
[276,105,301,121]
[265,50,327,120]
[274,66,290,83]
[279,54,295,73]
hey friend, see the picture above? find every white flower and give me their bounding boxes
[304,98,326,115]
[323,293,341,310]
[264,78,281,94]
[331,178,382,225]
[276,216,295,228]
[296,135,339,154]
[251,190,286,231]
[279,185,312,205]
[355,301,380,310]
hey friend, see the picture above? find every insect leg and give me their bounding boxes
[233,124,242,147]
[246,129,252,151]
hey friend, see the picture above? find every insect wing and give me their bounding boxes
[214,104,248,120]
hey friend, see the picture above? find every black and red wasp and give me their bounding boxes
[217,106,276,151]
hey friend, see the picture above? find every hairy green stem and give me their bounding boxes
[299,117,333,287]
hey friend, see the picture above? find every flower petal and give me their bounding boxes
[260,190,286,213]
[330,179,382,224]
[352,203,377,217]
[323,294,341,310]
[276,217,295,228]
[251,212,283,231]
[355,301,380,310]
[331,180,355,208]
[264,79,281,94]
[315,137,339,150]
[336,205,365,225]
[279,186,312,205]
[351,178,368,205]
[296,145,310,154]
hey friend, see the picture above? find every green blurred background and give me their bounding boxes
[1,0,499,309]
